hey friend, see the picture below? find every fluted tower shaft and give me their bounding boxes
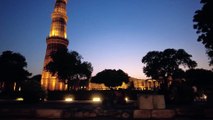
[41,0,69,91]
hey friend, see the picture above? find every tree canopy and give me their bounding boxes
[21,79,47,102]
[45,48,93,90]
[142,49,197,81]
[193,0,213,65]
[30,74,41,83]
[142,49,197,102]
[185,68,213,90]
[0,51,31,92]
[91,69,129,89]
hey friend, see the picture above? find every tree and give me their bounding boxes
[21,74,47,103]
[30,74,41,83]
[0,51,31,92]
[45,48,93,91]
[91,69,129,89]
[185,68,213,91]
[193,0,213,65]
[21,80,47,103]
[142,49,197,92]
[185,69,213,102]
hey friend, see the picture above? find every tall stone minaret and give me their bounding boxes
[41,0,69,91]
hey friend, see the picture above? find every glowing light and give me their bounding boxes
[125,97,129,102]
[64,33,67,38]
[92,97,101,102]
[13,82,16,91]
[65,97,73,102]
[16,97,24,101]
[203,94,207,100]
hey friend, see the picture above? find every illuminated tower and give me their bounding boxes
[41,0,68,91]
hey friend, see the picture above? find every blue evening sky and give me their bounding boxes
[0,0,211,79]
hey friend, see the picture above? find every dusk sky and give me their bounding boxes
[0,0,211,79]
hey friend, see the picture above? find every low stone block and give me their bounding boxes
[138,95,153,109]
[62,110,79,118]
[83,111,97,118]
[153,95,166,109]
[121,112,131,119]
[138,95,166,109]
[0,109,34,117]
[74,111,84,118]
[36,109,63,118]
[133,110,151,119]
[16,109,34,116]
[89,112,97,117]
[152,109,176,119]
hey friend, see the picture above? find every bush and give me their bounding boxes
[21,80,47,103]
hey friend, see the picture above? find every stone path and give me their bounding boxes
[0,100,212,119]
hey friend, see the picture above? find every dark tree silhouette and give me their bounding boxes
[45,48,93,91]
[0,51,31,92]
[21,80,47,103]
[142,49,197,92]
[185,68,213,103]
[193,0,213,65]
[91,69,129,89]
[21,74,46,102]
[30,74,41,83]
[185,68,213,91]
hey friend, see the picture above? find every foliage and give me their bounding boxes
[30,74,41,83]
[91,69,129,89]
[127,81,135,90]
[185,68,213,90]
[193,0,213,65]
[185,69,213,103]
[21,80,47,103]
[169,80,194,104]
[142,49,197,80]
[142,48,197,98]
[0,51,31,92]
[45,48,93,90]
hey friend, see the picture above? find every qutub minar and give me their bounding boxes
[41,0,68,91]
[40,0,158,91]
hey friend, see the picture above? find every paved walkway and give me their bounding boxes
[0,100,212,119]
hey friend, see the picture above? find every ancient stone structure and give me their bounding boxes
[41,0,69,91]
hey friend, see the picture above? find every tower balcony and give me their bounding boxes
[46,36,69,47]
[52,12,68,22]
